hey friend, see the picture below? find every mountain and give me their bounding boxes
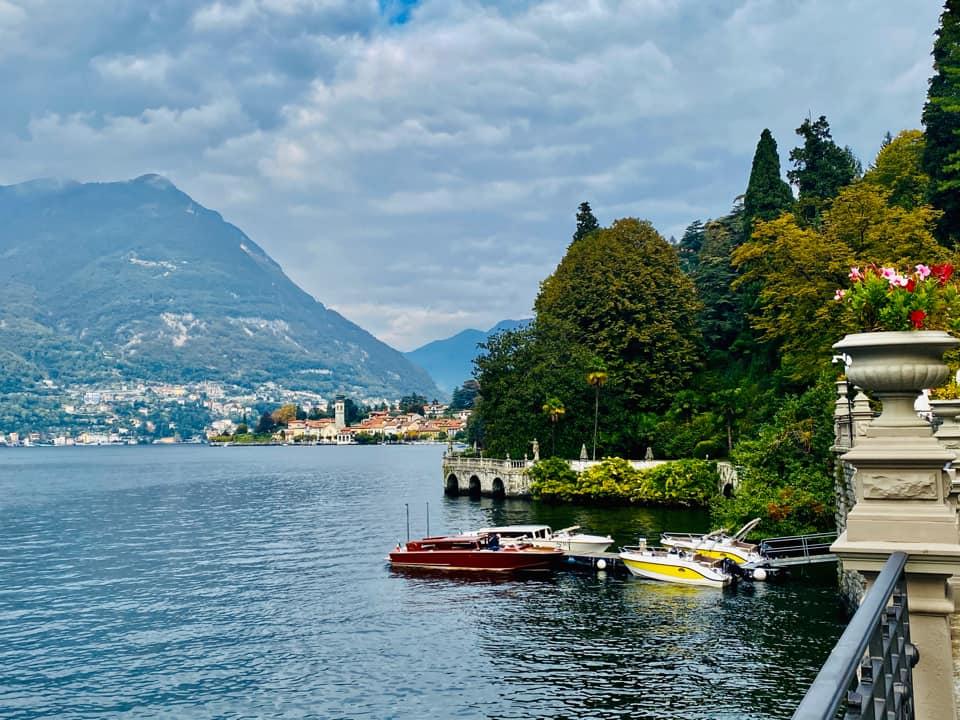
[405,319,532,392]
[0,174,438,398]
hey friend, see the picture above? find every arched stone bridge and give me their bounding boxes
[442,454,739,498]
[442,455,531,498]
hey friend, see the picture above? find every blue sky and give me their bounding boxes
[0,0,945,350]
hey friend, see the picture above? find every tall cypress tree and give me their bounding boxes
[572,201,600,243]
[922,0,960,245]
[742,129,794,242]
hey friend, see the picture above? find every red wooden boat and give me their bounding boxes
[388,533,565,572]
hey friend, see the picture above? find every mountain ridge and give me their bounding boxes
[0,174,438,399]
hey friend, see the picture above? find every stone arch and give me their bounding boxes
[492,477,505,498]
[722,482,734,498]
[468,475,481,498]
[445,474,460,496]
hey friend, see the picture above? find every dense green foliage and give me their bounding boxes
[534,218,703,414]
[923,0,960,245]
[710,373,837,537]
[474,218,703,459]
[529,457,717,508]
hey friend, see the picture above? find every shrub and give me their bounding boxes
[530,456,716,508]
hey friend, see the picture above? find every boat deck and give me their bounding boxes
[561,530,838,576]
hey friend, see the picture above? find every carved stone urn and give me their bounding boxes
[834,330,958,430]
[930,398,960,450]
[832,330,960,719]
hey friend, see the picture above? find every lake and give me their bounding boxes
[0,445,844,719]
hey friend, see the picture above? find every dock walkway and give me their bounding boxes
[561,530,838,577]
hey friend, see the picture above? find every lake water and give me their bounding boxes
[0,445,845,719]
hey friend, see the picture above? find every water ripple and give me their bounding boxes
[0,446,844,719]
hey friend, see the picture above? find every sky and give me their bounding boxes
[0,0,946,351]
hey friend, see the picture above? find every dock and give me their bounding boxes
[560,530,839,577]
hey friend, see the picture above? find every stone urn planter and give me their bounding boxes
[930,399,960,450]
[832,330,960,539]
[833,330,960,431]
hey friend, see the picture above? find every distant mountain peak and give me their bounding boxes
[133,173,175,189]
[404,318,532,391]
[0,175,439,399]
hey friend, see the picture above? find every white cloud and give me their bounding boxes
[191,1,260,31]
[0,0,946,349]
[91,53,174,84]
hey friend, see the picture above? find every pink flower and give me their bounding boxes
[849,267,863,281]
[890,274,909,288]
[881,267,898,281]
[834,288,846,302]
[916,264,931,280]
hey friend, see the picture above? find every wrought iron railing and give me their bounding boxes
[793,551,918,720]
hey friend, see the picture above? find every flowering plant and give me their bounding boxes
[835,263,960,332]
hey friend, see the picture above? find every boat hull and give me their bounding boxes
[388,548,563,572]
[619,550,732,588]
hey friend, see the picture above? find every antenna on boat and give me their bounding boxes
[405,503,410,542]
[426,501,430,537]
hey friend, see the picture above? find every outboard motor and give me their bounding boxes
[720,557,752,582]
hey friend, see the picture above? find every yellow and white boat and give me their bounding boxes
[660,517,764,565]
[618,540,735,588]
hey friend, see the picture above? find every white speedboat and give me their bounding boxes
[619,541,735,588]
[468,524,613,554]
[660,517,765,565]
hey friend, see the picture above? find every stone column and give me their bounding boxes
[831,330,960,719]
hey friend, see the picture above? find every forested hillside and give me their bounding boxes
[468,2,960,536]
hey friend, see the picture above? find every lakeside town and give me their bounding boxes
[0,379,469,447]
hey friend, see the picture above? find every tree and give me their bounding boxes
[255,411,276,434]
[677,220,706,273]
[449,379,479,411]
[572,201,600,243]
[742,128,794,241]
[399,393,427,414]
[271,403,298,426]
[733,177,947,384]
[788,115,861,225]
[542,397,565,456]
[922,0,960,245]
[864,129,931,210]
[694,212,744,357]
[471,320,597,458]
[586,366,608,460]
[535,218,703,414]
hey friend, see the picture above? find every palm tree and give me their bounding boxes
[586,368,608,460]
[542,397,565,457]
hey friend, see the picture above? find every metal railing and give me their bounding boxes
[793,552,918,719]
[761,532,838,559]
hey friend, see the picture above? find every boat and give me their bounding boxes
[618,540,736,588]
[660,517,765,565]
[466,524,614,554]
[388,533,565,572]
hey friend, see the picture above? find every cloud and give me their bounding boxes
[0,0,945,350]
[91,52,174,84]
